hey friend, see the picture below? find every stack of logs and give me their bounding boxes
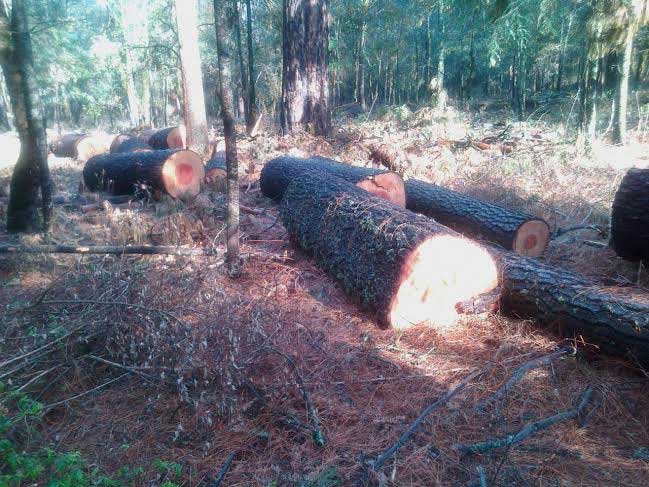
[260,156,649,363]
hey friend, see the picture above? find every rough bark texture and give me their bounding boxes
[611,168,649,262]
[175,0,210,158]
[280,0,331,136]
[405,179,550,256]
[214,0,241,275]
[280,172,499,329]
[50,133,86,158]
[261,156,388,199]
[110,134,152,154]
[149,126,187,150]
[494,249,649,362]
[1,0,53,232]
[245,0,258,135]
[83,149,204,200]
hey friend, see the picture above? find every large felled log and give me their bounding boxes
[83,149,204,200]
[405,179,550,257]
[610,168,649,262]
[260,156,406,208]
[494,249,649,362]
[110,134,152,154]
[50,133,111,161]
[148,126,187,150]
[50,133,86,158]
[280,172,499,329]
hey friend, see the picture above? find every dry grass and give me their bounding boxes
[1,106,649,486]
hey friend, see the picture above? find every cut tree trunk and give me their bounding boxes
[611,168,649,262]
[148,126,187,150]
[405,179,550,257]
[83,149,204,200]
[50,133,86,158]
[110,134,152,154]
[280,172,499,329]
[260,156,406,208]
[51,133,111,161]
[494,249,649,362]
[205,151,227,188]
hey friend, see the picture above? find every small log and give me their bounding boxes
[610,168,649,262]
[148,126,187,150]
[0,245,218,256]
[206,151,227,182]
[110,134,152,154]
[83,149,204,200]
[50,133,86,158]
[260,156,406,208]
[405,179,550,257]
[280,172,499,329]
[369,144,404,173]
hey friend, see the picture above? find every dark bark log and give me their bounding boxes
[260,156,406,208]
[405,179,550,257]
[494,249,649,363]
[280,0,331,136]
[148,126,187,150]
[110,134,152,154]
[1,0,53,232]
[280,172,499,329]
[83,149,204,200]
[611,168,649,262]
[205,150,227,188]
[214,0,241,276]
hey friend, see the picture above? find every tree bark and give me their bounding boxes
[214,0,241,276]
[612,21,636,145]
[245,0,257,135]
[148,126,187,150]
[405,179,550,257]
[280,172,499,329]
[110,134,152,153]
[280,0,331,136]
[175,0,210,158]
[0,0,53,232]
[610,168,649,262]
[233,0,250,128]
[83,149,204,200]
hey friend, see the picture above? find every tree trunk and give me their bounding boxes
[83,149,204,200]
[436,4,447,111]
[259,156,406,208]
[610,168,649,262]
[612,22,635,145]
[0,0,53,232]
[245,0,258,135]
[404,179,550,257]
[280,172,499,329]
[148,126,187,150]
[214,0,241,276]
[280,0,331,136]
[359,19,367,111]
[175,0,210,158]
[233,0,250,128]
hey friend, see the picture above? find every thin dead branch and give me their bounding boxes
[0,244,220,256]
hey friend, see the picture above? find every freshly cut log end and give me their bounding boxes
[405,179,550,256]
[83,149,204,200]
[611,168,649,262]
[260,156,406,208]
[389,234,499,329]
[280,172,498,330]
[149,126,187,150]
[110,134,152,154]
[75,135,111,162]
[205,151,227,190]
[50,133,86,158]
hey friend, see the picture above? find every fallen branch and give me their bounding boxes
[44,373,131,411]
[211,452,236,487]
[455,387,593,455]
[475,346,575,413]
[0,244,220,256]
[553,225,607,239]
[369,366,488,471]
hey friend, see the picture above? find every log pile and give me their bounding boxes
[405,179,550,257]
[110,134,152,154]
[260,156,406,208]
[83,149,204,200]
[611,168,649,262]
[148,126,187,150]
[280,172,499,329]
[50,133,112,162]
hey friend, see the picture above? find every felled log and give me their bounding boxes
[405,179,550,257]
[110,134,152,154]
[50,133,111,162]
[50,133,86,158]
[83,150,204,200]
[610,168,649,262]
[260,156,406,208]
[280,172,499,329]
[494,249,649,362]
[206,151,227,181]
[148,126,187,150]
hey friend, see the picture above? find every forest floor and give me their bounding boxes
[1,101,649,486]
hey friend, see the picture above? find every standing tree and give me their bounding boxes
[0,0,52,232]
[214,0,241,276]
[280,0,331,136]
[245,0,258,135]
[175,0,210,158]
